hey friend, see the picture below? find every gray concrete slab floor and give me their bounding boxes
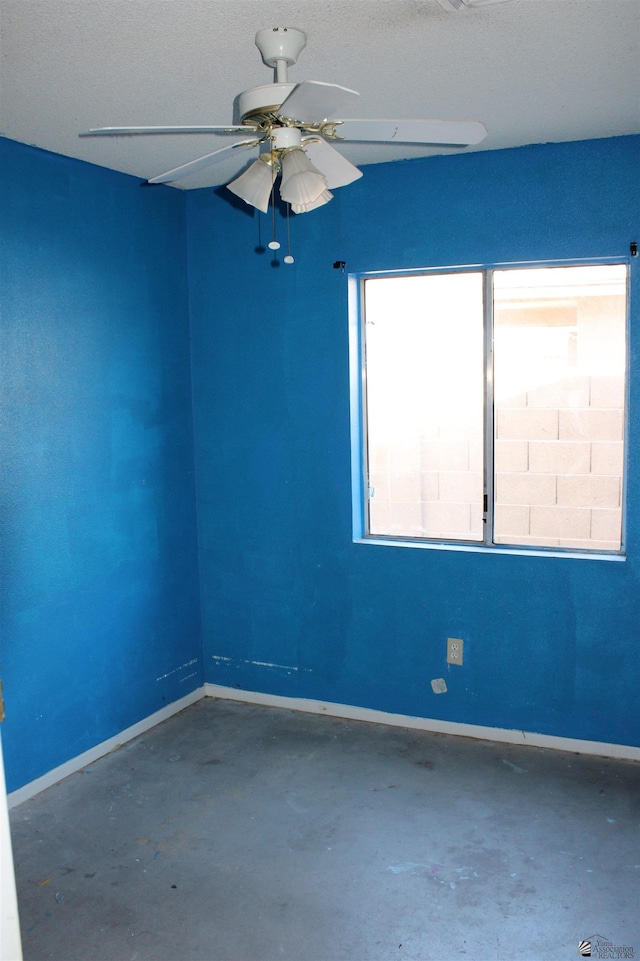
[10,697,640,961]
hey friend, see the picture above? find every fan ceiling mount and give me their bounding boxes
[82,26,488,214]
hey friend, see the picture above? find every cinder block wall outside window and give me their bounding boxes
[368,292,625,550]
[494,374,623,549]
[494,294,624,550]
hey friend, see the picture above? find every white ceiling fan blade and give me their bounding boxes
[302,138,362,189]
[147,140,258,184]
[278,81,360,123]
[335,118,487,146]
[81,125,250,137]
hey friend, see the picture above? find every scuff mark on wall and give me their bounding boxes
[156,659,199,682]
[249,660,299,672]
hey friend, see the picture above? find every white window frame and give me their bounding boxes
[349,259,630,560]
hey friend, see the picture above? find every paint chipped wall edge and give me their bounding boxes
[156,658,199,682]
[210,655,313,675]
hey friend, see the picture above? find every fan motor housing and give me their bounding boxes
[238,83,296,124]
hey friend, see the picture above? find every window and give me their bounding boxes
[356,263,628,554]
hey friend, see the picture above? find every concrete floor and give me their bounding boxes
[10,697,640,961]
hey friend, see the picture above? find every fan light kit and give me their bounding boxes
[82,27,488,261]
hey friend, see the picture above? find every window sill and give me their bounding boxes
[354,536,626,561]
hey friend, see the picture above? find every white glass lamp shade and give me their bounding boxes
[279,148,327,207]
[227,157,275,213]
[291,188,333,214]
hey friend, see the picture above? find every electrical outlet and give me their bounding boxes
[447,637,464,665]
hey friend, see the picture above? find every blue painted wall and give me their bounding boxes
[188,136,640,748]
[0,139,202,793]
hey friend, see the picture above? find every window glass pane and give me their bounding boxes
[493,264,627,551]
[363,272,485,541]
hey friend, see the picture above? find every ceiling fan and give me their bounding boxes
[82,27,487,217]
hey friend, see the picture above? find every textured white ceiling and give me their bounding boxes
[1,0,639,189]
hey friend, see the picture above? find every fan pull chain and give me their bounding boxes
[268,152,280,251]
[284,204,294,264]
